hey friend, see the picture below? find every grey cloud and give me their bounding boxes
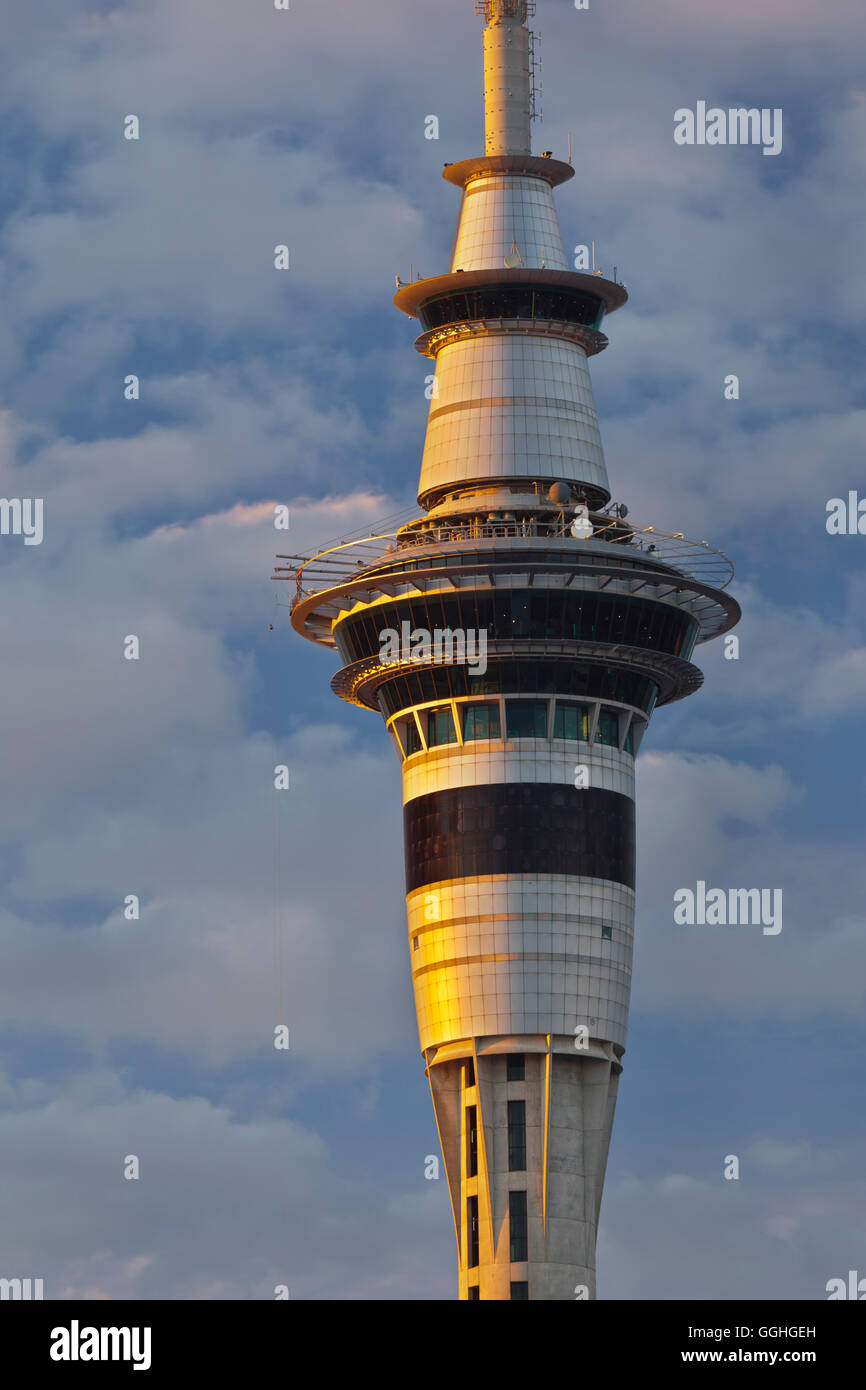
[0,1071,454,1299]
[600,1140,866,1299]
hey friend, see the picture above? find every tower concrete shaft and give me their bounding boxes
[285,0,739,1301]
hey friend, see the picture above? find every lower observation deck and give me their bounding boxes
[276,510,739,653]
[330,638,703,710]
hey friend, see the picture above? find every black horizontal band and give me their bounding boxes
[415,283,605,334]
[337,589,697,665]
[404,784,635,893]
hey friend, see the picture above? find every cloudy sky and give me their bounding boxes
[0,0,863,1300]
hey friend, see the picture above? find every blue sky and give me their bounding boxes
[0,0,864,1299]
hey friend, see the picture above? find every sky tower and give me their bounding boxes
[280,0,739,1300]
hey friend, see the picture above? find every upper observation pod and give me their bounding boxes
[392,0,626,510]
[478,0,534,156]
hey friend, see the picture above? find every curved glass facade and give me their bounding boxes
[378,659,659,716]
[338,590,697,663]
[397,700,639,756]
[417,282,605,332]
[397,697,640,757]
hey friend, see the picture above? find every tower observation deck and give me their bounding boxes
[278,0,739,1300]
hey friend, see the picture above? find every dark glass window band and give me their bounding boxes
[336,590,697,666]
[416,283,605,333]
[378,659,659,716]
[404,784,635,892]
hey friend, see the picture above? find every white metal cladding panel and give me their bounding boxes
[419,336,609,496]
[429,335,599,406]
[406,874,635,1051]
[402,744,636,804]
[451,176,568,272]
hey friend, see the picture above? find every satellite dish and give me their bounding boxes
[504,252,522,269]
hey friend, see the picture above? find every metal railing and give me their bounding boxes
[475,1,535,20]
[275,513,735,604]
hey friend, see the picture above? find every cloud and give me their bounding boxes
[0,1069,454,1299]
[0,721,415,1069]
[600,1138,866,1299]
[634,751,866,1018]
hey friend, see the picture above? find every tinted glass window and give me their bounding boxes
[463,703,501,740]
[595,709,620,746]
[506,701,548,739]
[507,1053,525,1082]
[508,1100,526,1172]
[468,1195,480,1268]
[509,1191,528,1263]
[467,1105,478,1178]
[553,702,589,740]
[426,706,457,747]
